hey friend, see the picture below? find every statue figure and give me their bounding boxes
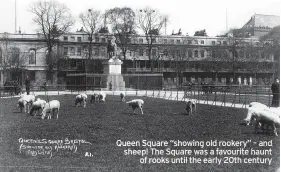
[178,28,182,35]
[107,37,117,59]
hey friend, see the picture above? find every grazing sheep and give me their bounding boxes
[41,100,60,119]
[29,98,47,116]
[90,93,100,103]
[244,107,280,136]
[17,98,26,113]
[18,94,36,113]
[249,102,268,109]
[186,100,196,115]
[98,92,106,102]
[246,102,280,132]
[120,93,125,102]
[75,93,88,107]
[126,99,144,114]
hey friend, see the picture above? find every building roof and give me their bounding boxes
[243,14,280,29]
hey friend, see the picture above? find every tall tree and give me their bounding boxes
[79,8,102,73]
[137,7,167,73]
[205,46,229,84]
[0,32,10,82]
[29,0,75,83]
[106,7,136,73]
[0,33,26,83]
[242,42,272,85]
[164,39,190,85]
[260,26,280,79]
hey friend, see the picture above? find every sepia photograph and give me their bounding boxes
[0,0,280,171]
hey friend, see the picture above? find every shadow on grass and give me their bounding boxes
[122,112,140,116]
[172,112,189,116]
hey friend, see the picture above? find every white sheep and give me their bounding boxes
[29,98,47,116]
[248,102,268,109]
[244,107,280,136]
[186,100,196,115]
[75,93,88,107]
[246,102,280,130]
[41,100,60,119]
[120,92,125,102]
[126,99,144,114]
[18,94,36,113]
[98,92,106,102]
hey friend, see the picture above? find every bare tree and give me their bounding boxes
[204,46,229,84]
[0,33,27,84]
[79,8,102,73]
[260,26,280,79]
[136,7,167,73]
[106,7,136,73]
[29,0,75,83]
[0,32,10,83]
[164,42,189,85]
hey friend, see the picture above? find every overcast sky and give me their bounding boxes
[0,0,280,36]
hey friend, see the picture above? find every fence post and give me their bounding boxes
[256,85,258,102]
[177,85,179,101]
[268,88,271,107]
[223,90,226,107]
[197,86,199,104]
[238,89,241,104]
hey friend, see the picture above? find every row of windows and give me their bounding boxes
[137,49,205,58]
[136,38,229,45]
[0,48,36,65]
[63,36,107,43]
[135,38,228,45]
[62,35,229,45]
[63,47,107,56]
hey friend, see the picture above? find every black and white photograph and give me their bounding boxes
[0,0,280,171]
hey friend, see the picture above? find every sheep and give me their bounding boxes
[29,98,47,116]
[244,107,280,136]
[120,92,125,102]
[186,100,196,115]
[248,102,268,109]
[246,102,280,132]
[90,93,100,103]
[18,94,35,113]
[17,98,26,113]
[75,93,88,107]
[98,92,106,102]
[41,100,60,119]
[126,99,144,114]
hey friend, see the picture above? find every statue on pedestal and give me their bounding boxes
[107,37,117,59]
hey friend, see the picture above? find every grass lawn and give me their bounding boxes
[0,95,279,172]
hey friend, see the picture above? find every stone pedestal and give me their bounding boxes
[101,57,125,90]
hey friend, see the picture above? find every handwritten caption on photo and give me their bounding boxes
[116,139,273,165]
[18,138,92,158]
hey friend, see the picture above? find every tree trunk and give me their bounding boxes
[122,53,127,74]
[215,72,218,85]
[47,47,54,84]
[150,60,154,73]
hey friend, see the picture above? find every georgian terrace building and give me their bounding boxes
[0,31,275,87]
[59,31,275,87]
